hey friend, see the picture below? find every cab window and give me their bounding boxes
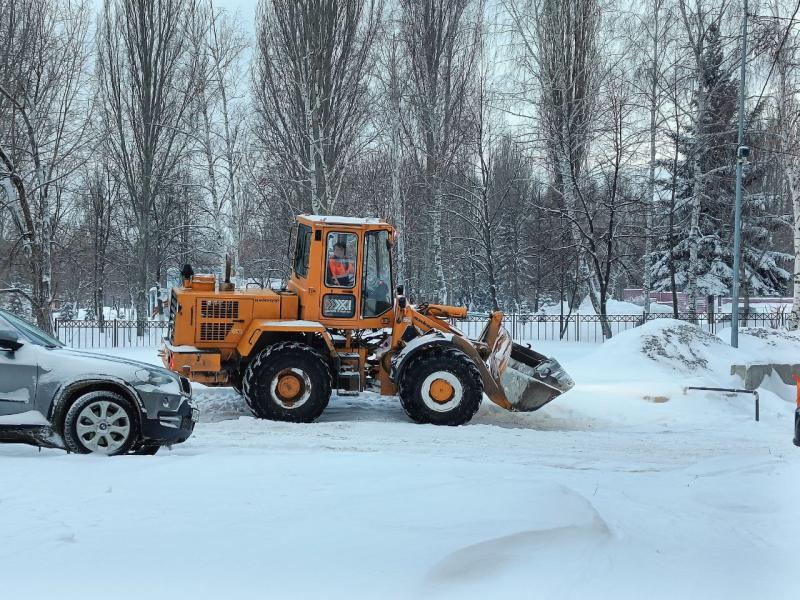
[325,232,358,288]
[293,224,312,278]
[362,230,392,317]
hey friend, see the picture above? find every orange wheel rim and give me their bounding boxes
[276,373,303,401]
[429,378,455,404]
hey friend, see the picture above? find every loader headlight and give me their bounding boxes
[323,294,355,318]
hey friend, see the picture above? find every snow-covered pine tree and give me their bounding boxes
[650,22,790,309]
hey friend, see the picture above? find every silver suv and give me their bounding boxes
[0,309,197,455]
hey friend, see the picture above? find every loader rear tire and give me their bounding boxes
[242,342,332,423]
[398,347,482,426]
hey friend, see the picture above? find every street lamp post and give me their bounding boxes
[732,0,748,348]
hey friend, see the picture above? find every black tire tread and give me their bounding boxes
[398,346,483,426]
[242,342,332,423]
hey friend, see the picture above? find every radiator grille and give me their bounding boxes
[200,300,239,319]
[168,291,178,342]
[200,322,233,341]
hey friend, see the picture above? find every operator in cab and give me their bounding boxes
[327,240,354,286]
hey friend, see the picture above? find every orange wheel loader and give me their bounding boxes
[161,215,574,425]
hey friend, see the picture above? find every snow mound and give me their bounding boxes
[597,319,800,379]
[639,321,724,372]
[718,326,800,365]
[599,318,728,374]
[541,320,798,431]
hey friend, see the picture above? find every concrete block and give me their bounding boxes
[731,363,800,391]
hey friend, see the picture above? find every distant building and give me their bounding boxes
[623,289,705,313]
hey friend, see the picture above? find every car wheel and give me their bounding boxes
[63,391,139,456]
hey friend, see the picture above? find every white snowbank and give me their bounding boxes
[717,325,800,365]
[526,320,798,427]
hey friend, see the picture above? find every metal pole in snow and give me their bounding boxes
[732,0,748,348]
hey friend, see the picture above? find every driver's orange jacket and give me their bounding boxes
[328,257,353,280]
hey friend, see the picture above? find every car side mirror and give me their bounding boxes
[0,329,23,351]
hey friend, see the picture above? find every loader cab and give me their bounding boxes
[288,215,395,329]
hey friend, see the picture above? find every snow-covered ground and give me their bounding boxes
[1,321,798,599]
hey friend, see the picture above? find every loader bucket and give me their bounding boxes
[500,343,575,412]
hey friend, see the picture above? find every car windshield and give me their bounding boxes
[0,310,63,347]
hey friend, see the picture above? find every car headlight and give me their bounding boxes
[134,368,176,386]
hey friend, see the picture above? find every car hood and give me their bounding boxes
[40,346,179,384]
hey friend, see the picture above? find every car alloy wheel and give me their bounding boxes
[75,400,132,455]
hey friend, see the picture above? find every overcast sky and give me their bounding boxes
[213,0,258,22]
[91,0,260,31]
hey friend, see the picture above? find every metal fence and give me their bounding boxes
[53,311,787,349]
[451,311,787,343]
[54,319,169,349]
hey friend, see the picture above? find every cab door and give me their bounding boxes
[318,229,361,327]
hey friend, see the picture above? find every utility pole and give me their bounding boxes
[732,0,748,348]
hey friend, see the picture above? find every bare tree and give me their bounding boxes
[191,1,249,277]
[377,16,408,286]
[399,0,482,304]
[0,0,93,331]
[253,0,382,216]
[97,0,201,331]
[630,0,676,315]
[583,69,643,334]
[507,0,608,321]
[766,0,800,328]
[445,24,514,312]
[83,166,117,326]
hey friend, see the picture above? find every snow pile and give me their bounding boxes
[720,326,800,364]
[577,318,798,384]
[637,319,725,372]
[514,320,799,433]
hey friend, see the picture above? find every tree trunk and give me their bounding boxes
[135,198,151,336]
[219,77,240,274]
[432,183,448,304]
[389,58,405,287]
[686,43,707,315]
[645,107,656,316]
[598,285,611,339]
[789,170,800,329]
[643,0,662,316]
[688,160,702,314]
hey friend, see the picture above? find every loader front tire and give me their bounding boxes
[242,342,332,423]
[398,347,482,426]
